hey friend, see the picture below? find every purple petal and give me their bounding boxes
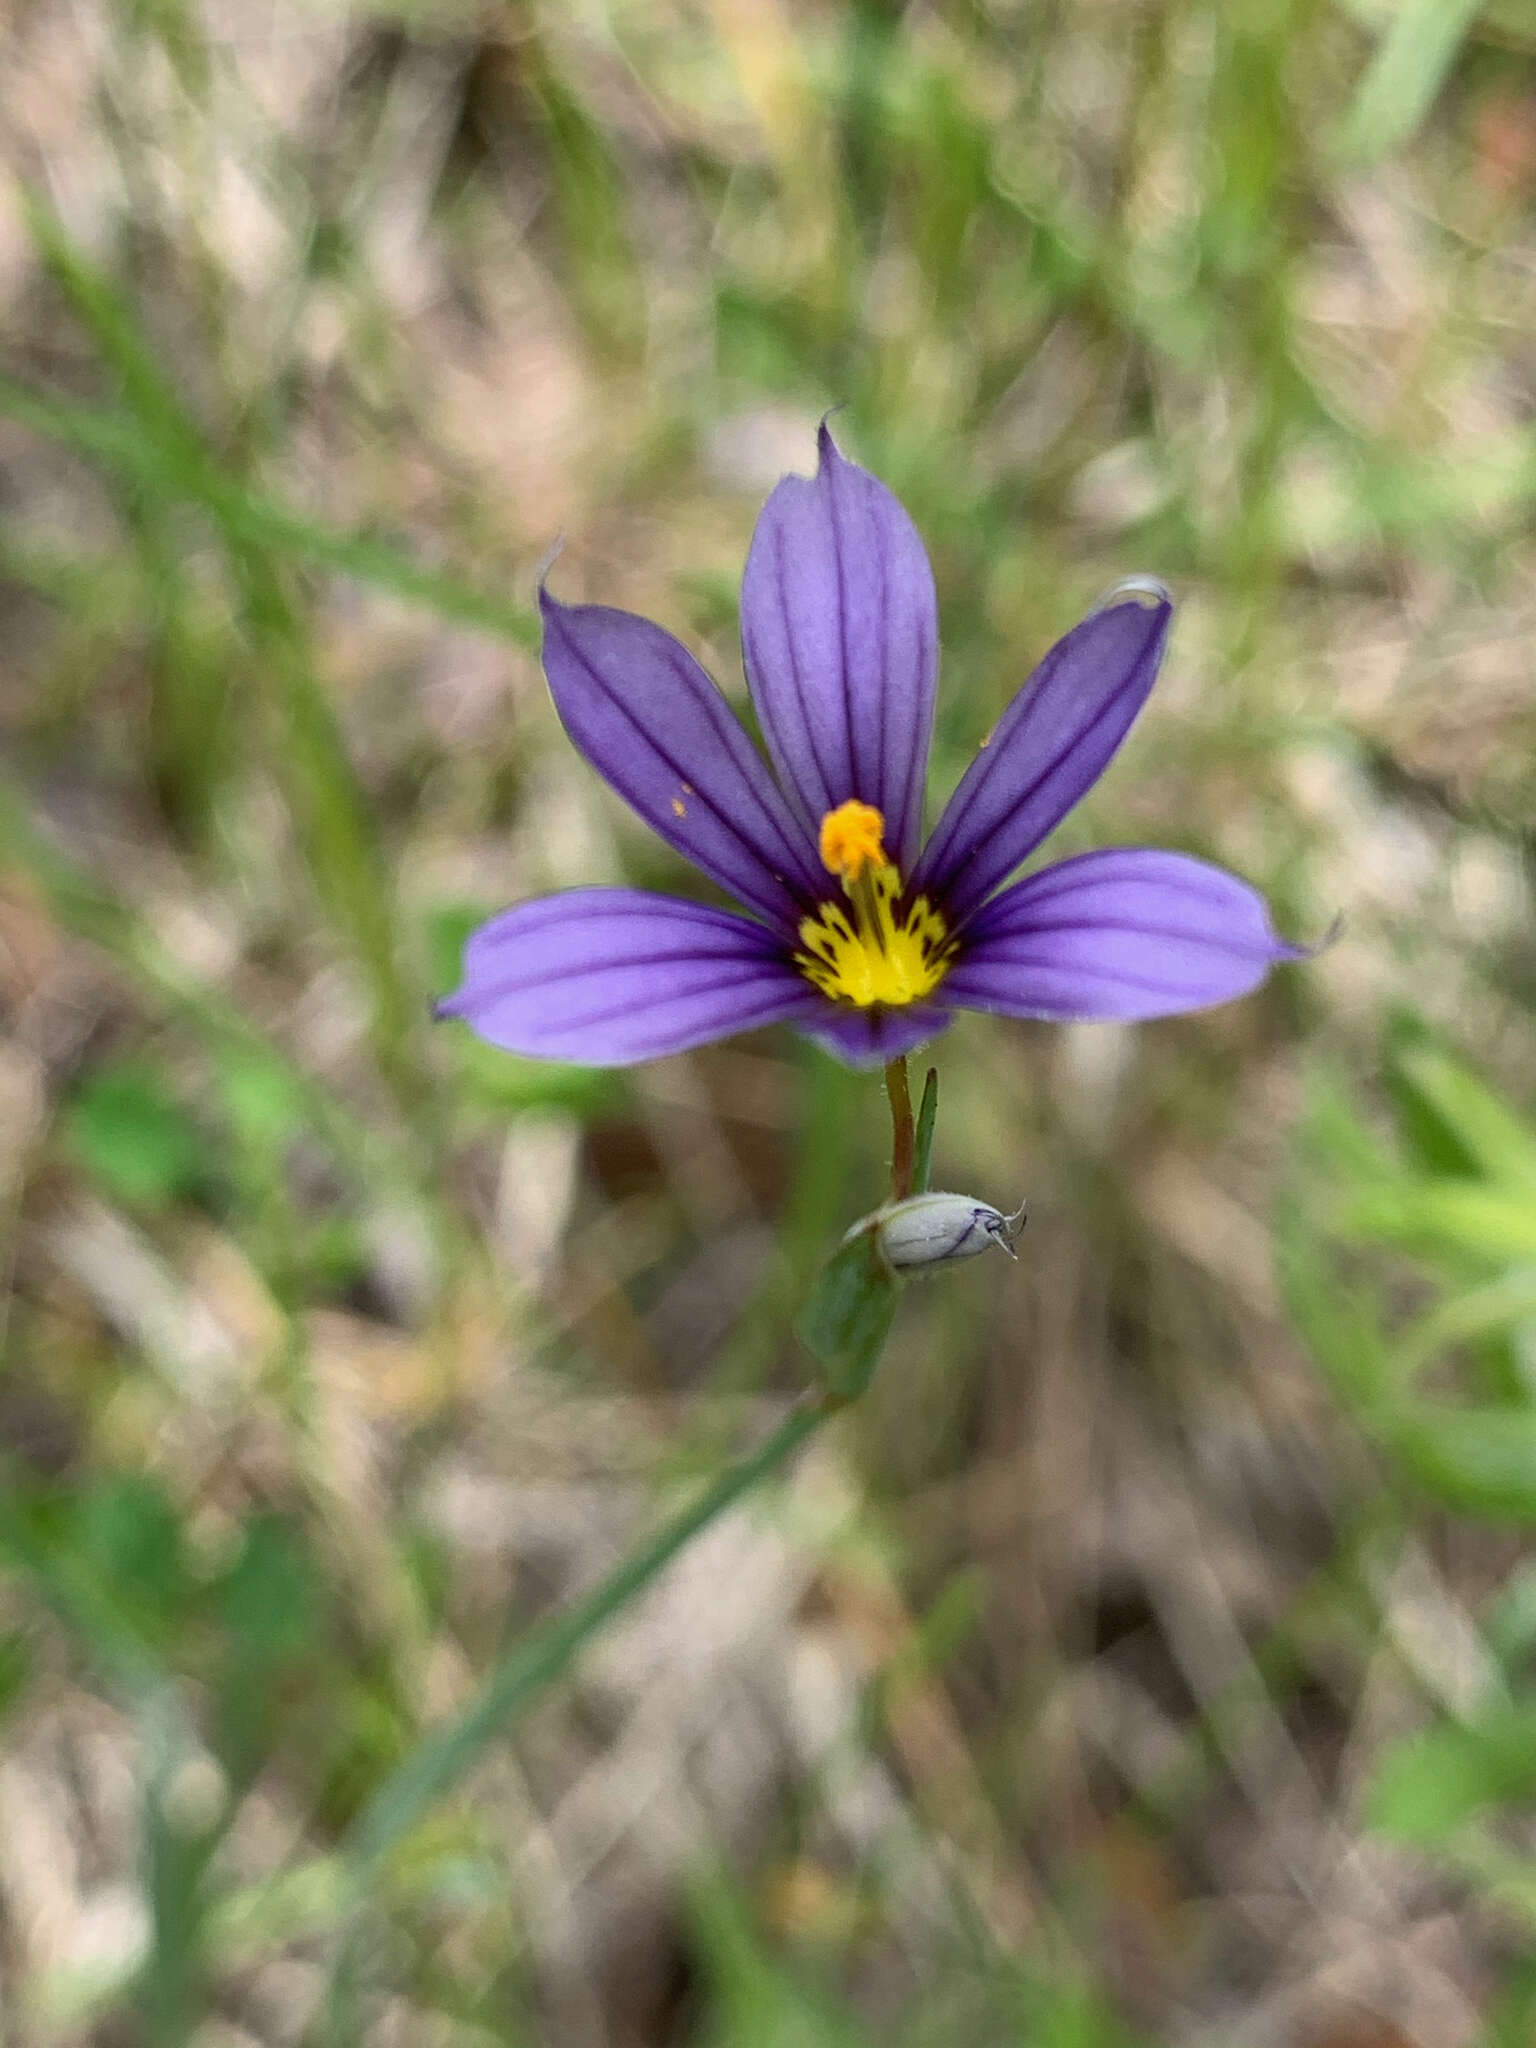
[913,588,1172,928]
[793,1002,952,1070]
[541,592,823,931]
[942,848,1306,1021]
[740,423,938,871]
[439,889,819,1064]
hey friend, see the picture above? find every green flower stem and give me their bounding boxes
[884,1054,915,1199]
[345,1391,832,1873]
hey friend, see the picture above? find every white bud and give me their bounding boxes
[856,1191,1027,1273]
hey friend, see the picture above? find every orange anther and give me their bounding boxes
[818,800,887,882]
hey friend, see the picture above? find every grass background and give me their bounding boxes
[3,0,1536,2042]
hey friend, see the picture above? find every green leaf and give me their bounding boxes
[1369,1700,1536,1841]
[64,1062,203,1210]
[1389,1267,1536,1387]
[1483,1956,1536,2047]
[688,1871,873,2048]
[72,1477,191,1650]
[912,1066,939,1195]
[1390,1040,1536,1191]
[217,1047,303,1158]
[1389,1407,1536,1521]
[1304,1072,1402,1189]
[796,1227,899,1402]
[218,1516,319,1667]
[1344,1182,1536,1266]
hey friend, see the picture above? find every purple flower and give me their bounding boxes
[440,425,1304,1070]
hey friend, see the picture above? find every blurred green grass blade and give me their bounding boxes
[1276,1196,1394,1410]
[0,1482,225,2044]
[904,67,994,314]
[19,202,429,1093]
[1486,1564,1536,1671]
[1391,1268,1536,1385]
[0,774,402,1192]
[139,1755,221,2048]
[0,530,145,623]
[1336,0,1481,165]
[0,377,536,647]
[232,549,420,1090]
[1484,1962,1536,2048]
[1302,1071,1399,1191]
[1344,1181,1536,1265]
[131,501,233,836]
[530,52,647,366]
[23,188,210,480]
[346,1395,827,1872]
[1391,1043,1536,1192]
[687,1868,874,2048]
[1388,1406,1536,1521]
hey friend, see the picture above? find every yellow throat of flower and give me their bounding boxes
[795,800,954,1009]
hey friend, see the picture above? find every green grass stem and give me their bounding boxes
[346,1392,829,1871]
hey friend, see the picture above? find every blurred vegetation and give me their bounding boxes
[2,0,1536,2042]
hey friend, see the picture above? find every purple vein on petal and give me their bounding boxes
[541,593,823,929]
[741,425,938,871]
[914,594,1172,928]
[768,519,837,821]
[943,847,1302,1021]
[823,435,857,814]
[438,887,820,1064]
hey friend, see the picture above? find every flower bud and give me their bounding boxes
[859,1191,1027,1273]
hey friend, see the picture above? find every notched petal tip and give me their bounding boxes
[815,409,851,469]
[534,536,566,591]
[741,413,939,875]
[1249,902,1337,972]
[1281,909,1343,963]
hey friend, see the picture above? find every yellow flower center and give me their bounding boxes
[795,800,954,1009]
